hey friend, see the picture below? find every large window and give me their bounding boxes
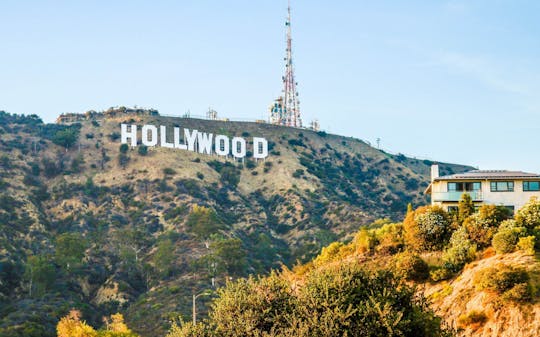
[447,182,481,192]
[523,181,540,191]
[490,181,514,192]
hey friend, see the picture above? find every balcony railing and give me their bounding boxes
[432,191,483,202]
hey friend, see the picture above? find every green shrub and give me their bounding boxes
[163,167,176,175]
[138,145,148,155]
[492,221,526,254]
[465,205,511,248]
[354,228,376,253]
[442,226,476,271]
[185,264,453,337]
[517,236,536,255]
[457,310,487,329]
[430,265,455,282]
[474,264,529,294]
[314,242,345,265]
[515,197,540,230]
[501,283,532,302]
[119,143,129,153]
[394,252,429,281]
[292,169,304,178]
[196,172,204,180]
[373,222,404,254]
[404,206,452,251]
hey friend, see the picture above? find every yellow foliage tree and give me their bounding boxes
[106,313,130,333]
[101,313,139,337]
[57,310,97,337]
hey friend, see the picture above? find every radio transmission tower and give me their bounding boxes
[270,0,302,128]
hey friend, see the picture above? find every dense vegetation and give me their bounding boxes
[0,111,472,336]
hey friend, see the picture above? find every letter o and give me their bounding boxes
[231,137,246,158]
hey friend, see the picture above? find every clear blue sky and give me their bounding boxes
[1,1,539,172]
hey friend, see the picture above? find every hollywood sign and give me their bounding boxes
[120,124,269,159]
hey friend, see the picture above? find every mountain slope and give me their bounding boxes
[0,109,472,336]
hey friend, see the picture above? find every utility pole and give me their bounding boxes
[192,290,212,325]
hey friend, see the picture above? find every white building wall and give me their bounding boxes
[431,179,540,211]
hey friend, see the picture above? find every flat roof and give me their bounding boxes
[434,170,540,181]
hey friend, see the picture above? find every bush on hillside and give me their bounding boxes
[442,226,477,271]
[517,236,536,255]
[138,145,148,156]
[515,197,540,230]
[404,206,452,252]
[170,265,453,337]
[501,283,533,302]
[474,264,529,294]
[430,264,455,282]
[515,197,540,249]
[492,220,526,254]
[394,252,429,281]
[373,222,404,255]
[354,228,376,254]
[465,205,511,248]
[314,241,345,265]
[457,310,487,330]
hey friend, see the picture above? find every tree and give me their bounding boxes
[101,313,139,336]
[53,128,79,149]
[24,255,56,297]
[457,193,474,224]
[210,237,247,276]
[152,239,175,277]
[57,310,97,337]
[55,232,88,273]
[186,205,224,240]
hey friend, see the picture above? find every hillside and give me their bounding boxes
[0,109,472,337]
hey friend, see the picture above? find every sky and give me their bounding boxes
[1,0,539,172]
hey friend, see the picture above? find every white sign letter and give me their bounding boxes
[197,132,214,155]
[121,124,137,147]
[184,129,198,152]
[253,137,268,159]
[160,125,174,149]
[174,127,187,150]
[142,125,158,147]
[215,135,229,156]
[231,137,246,158]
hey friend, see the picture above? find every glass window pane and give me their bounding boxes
[473,182,481,191]
[448,183,457,191]
[532,182,540,191]
[491,182,497,191]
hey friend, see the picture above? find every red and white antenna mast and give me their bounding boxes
[270,0,302,128]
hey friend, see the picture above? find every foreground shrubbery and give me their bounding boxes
[167,265,453,337]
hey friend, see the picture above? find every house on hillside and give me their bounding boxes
[425,165,540,214]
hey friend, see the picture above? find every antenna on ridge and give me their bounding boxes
[269,0,302,128]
